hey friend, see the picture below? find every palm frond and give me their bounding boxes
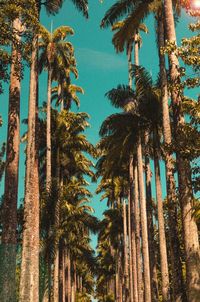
[52,26,74,42]
[70,0,89,18]
[101,0,136,28]
[106,84,135,108]
[112,2,150,52]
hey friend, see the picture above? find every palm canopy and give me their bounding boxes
[101,0,154,29]
[112,18,149,52]
[38,25,75,72]
[52,82,84,109]
[101,0,184,52]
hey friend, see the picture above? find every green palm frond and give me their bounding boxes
[139,22,149,33]
[101,0,136,28]
[112,2,150,52]
[70,0,89,18]
[52,26,74,42]
[39,25,50,43]
[43,0,64,15]
[131,64,153,96]
[105,84,136,108]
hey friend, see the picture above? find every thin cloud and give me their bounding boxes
[76,47,127,71]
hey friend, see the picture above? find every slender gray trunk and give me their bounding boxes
[46,67,52,190]
[19,34,39,302]
[137,136,151,302]
[153,128,170,302]
[134,164,144,302]
[129,156,138,302]
[144,132,159,302]
[123,199,129,301]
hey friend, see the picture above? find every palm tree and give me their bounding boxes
[101,2,189,300]
[38,24,74,190]
[163,1,200,300]
[39,107,96,301]
[20,1,89,301]
[133,65,171,301]
[0,18,22,302]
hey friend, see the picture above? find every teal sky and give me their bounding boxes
[0,4,198,299]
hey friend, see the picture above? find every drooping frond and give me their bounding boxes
[70,0,89,18]
[101,0,136,28]
[99,112,135,136]
[43,0,64,15]
[52,26,74,42]
[131,64,153,97]
[112,2,151,52]
[105,84,136,108]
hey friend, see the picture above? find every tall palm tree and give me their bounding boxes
[0,17,22,302]
[20,1,89,301]
[133,65,171,302]
[163,1,200,300]
[38,24,74,190]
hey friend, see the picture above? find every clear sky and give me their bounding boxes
[0,4,198,300]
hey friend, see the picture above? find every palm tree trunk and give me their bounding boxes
[134,164,144,302]
[73,262,77,301]
[163,2,200,301]
[129,156,138,302]
[119,254,123,302]
[134,30,145,302]
[134,32,139,66]
[157,10,186,302]
[128,189,134,302]
[62,249,66,302]
[53,249,59,302]
[144,133,159,302]
[127,39,136,302]
[153,128,170,302]
[0,18,21,302]
[123,199,129,301]
[67,250,71,302]
[137,135,151,302]
[116,268,119,301]
[19,34,40,302]
[46,67,52,190]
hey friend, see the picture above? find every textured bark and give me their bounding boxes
[134,165,144,302]
[123,199,129,301]
[19,35,39,302]
[62,249,66,302]
[153,128,170,302]
[0,18,21,302]
[129,157,138,302]
[67,251,71,302]
[53,249,59,302]
[73,262,77,302]
[127,43,136,302]
[128,189,134,302]
[134,33,139,66]
[163,2,200,301]
[144,133,159,302]
[53,149,61,302]
[157,11,185,302]
[46,67,52,190]
[133,30,144,302]
[127,42,133,88]
[137,136,151,302]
